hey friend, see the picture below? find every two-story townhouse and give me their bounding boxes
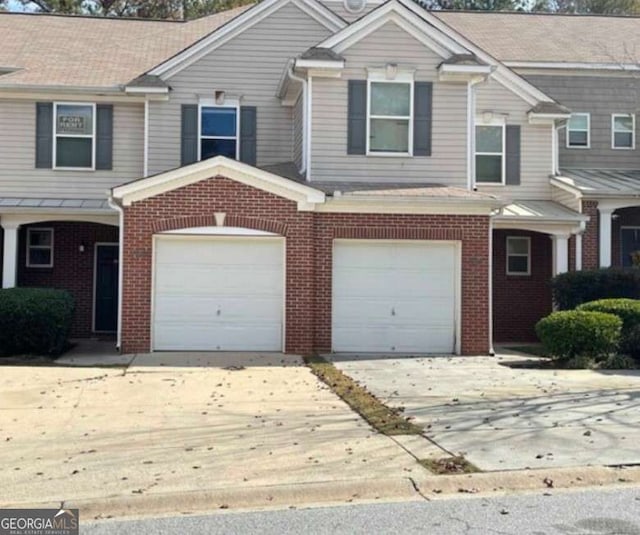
[1,0,631,356]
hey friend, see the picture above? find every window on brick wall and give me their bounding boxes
[26,228,54,268]
[506,236,530,276]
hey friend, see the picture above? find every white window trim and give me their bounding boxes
[566,112,590,149]
[53,102,96,171]
[26,227,54,268]
[506,236,531,276]
[366,71,414,157]
[474,117,505,186]
[198,98,241,161]
[611,113,636,150]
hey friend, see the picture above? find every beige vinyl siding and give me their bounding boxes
[551,184,580,212]
[311,20,467,184]
[0,99,143,199]
[524,74,640,169]
[293,92,304,171]
[475,79,553,199]
[147,2,331,176]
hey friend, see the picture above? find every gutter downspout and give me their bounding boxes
[108,196,125,352]
[467,77,484,191]
[143,99,149,178]
[287,62,308,177]
[488,211,495,356]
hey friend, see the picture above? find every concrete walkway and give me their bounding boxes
[0,352,424,511]
[328,353,640,471]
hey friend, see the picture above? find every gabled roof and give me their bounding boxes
[435,11,640,67]
[0,6,251,90]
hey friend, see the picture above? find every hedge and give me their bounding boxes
[551,269,640,310]
[535,310,622,361]
[577,299,640,356]
[0,288,75,357]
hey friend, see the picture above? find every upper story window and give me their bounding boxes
[367,72,413,156]
[612,114,635,150]
[54,103,95,169]
[475,119,505,185]
[199,99,240,160]
[26,228,54,268]
[566,113,590,149]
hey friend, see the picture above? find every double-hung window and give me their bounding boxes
[475,120,505,185]
[506,236,530,276]
[566,113,590,148]
[54,103,96,169]
[26,228,54,268]
[367,73,413,155]
[612,114,635,149]
[199,100,240,160]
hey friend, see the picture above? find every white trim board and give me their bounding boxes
[149,0,346,80]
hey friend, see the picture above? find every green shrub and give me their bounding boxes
[535,310,622,361]
[0,288,75,357]
[599,354,637,370]
[551,269,640,310]
[577,299,640,356]
[625,324,640,359]
[563,355,596,369]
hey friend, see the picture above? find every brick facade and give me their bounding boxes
[17,221,119,337]
[492,229,553,343]
[121,175,491,355]
[582,200,600,270]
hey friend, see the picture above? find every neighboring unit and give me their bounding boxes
[1,0,638,354]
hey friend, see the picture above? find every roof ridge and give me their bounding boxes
[0,11,187,23]
[434,9,640,19]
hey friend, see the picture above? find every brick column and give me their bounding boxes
[582,200,599,270]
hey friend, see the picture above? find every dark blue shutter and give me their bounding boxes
[36,102,53,169]
[413,82,432,156]
[181,104,198,166]
[240,106,257,165]
[347,80,367,155]
[95,104,113,170]
[505,125,521,185]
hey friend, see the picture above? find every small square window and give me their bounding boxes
[26,228,54,268]
[567,113,590,148]
[612,114,635,149]
[506,236,530,276]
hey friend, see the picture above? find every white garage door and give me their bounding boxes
[332,240,457,354]
[153,236,284,351]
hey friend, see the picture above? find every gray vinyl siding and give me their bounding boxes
[293,92,304,171]
[475,79,553,199]
[551,185,580,212]
[147,2,331,176]
[524,74,640,169]
[310,20,467,184]
[0,99,143,199]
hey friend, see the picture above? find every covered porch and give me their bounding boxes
[0,198,120,338]
[492,200,588,342]
[553,169,640,269]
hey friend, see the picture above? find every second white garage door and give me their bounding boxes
[332,240,458,354]
[153,235,284,351]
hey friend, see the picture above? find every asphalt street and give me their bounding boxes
[83,486,640,534]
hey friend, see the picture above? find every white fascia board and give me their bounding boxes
[295,59,345,70]
[550,176,584,198]
[528,112,571,124]
[492,219,584,235]
[439,64,492,75]
[112,156,325,207]
[150,0,346,80]
[316,0,467,58]
[504,61,640,72]
[124,86,169,95]
[315,195,504,215]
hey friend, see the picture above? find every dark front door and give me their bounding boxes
[621,228,640,267]
[95,244,119,332]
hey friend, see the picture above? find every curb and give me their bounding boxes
[8,465,640,521]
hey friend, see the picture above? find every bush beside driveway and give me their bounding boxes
[328,353,640,471]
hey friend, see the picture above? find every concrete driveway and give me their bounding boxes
[0,353,423,511]
[328,353,640,471]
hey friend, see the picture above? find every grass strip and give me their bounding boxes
[419,456,480,475]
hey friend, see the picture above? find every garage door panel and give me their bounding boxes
[153,237,284,351]
[332,240,457,354]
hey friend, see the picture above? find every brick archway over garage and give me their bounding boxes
[120,174,491,356]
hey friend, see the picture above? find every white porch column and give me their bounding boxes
[551,234,570,276]
[575,232,583,271]
[2,223,19,288]
[599,207,614,268]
